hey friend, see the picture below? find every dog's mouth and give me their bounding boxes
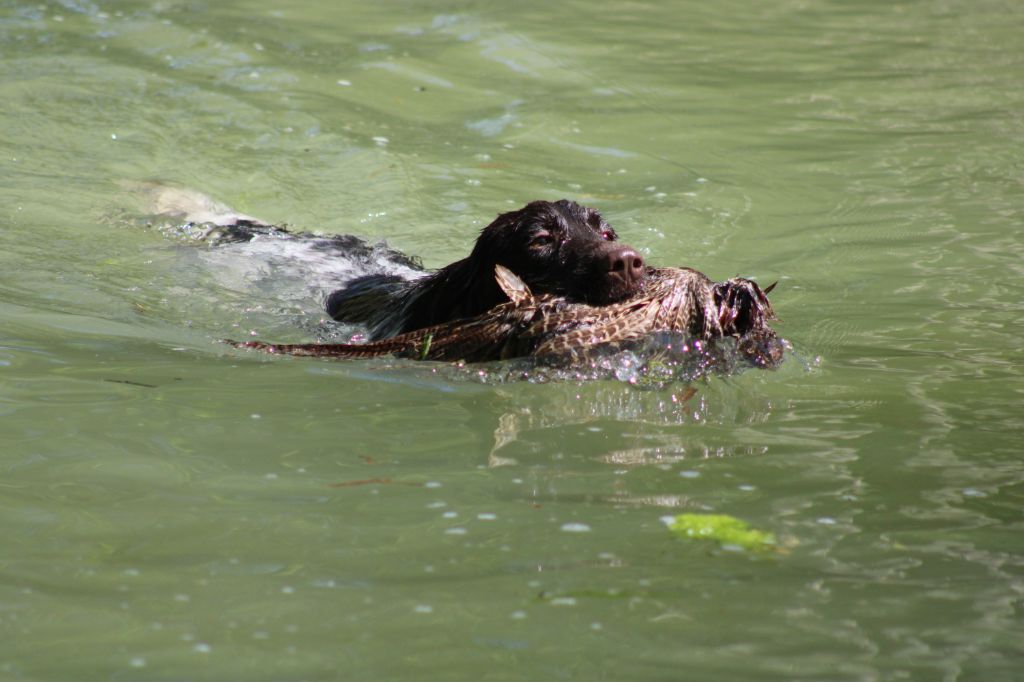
[583,270,647,305]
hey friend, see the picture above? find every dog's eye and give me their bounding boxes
[531,231,555,246]
[600,230,615,241]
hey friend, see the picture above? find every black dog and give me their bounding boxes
[325,200,645,339]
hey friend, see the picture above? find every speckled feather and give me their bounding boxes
[230,266,781,365]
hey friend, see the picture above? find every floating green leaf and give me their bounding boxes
[663,513,777,552]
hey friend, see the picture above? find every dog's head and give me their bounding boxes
[470,199,645,304]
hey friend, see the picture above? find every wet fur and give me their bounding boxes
[325,199,645,339]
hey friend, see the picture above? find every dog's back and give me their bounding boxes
[134,186,645,342]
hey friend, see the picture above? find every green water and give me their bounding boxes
[2,0,1022,680]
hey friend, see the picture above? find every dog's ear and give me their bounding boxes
[411,255,502,323]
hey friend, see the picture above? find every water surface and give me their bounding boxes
[2,1,1022,680]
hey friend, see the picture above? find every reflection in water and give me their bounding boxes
[483,371,777,469]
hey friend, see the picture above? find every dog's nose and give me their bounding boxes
[608,247,645,285]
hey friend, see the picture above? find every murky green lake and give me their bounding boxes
[2,1,1022,679]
